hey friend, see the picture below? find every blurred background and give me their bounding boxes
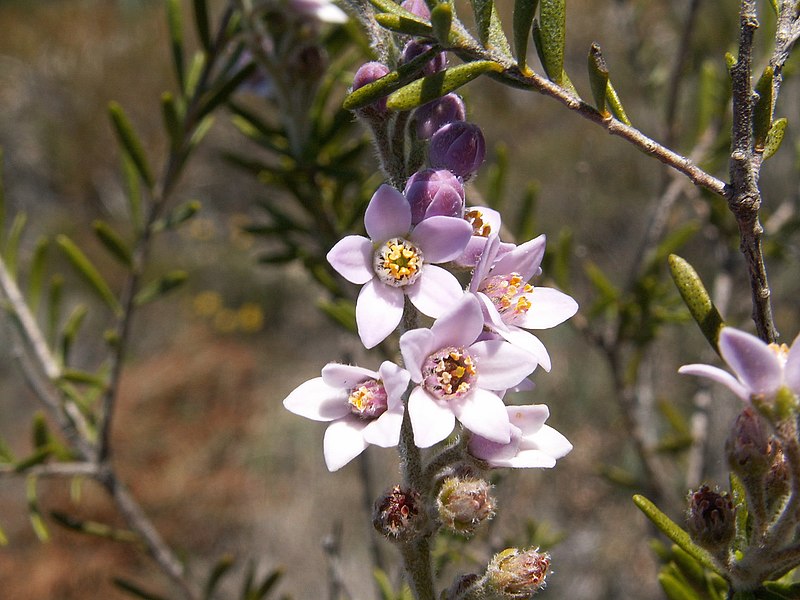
[0,0,798,598]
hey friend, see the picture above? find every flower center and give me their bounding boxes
[479,273,533,320]
[465,209,492,237]
[421,346,477,401]
[373,237,424,287]
[768,342,790,365]
[348,379,388,419]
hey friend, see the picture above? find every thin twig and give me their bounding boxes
[0,462,99,478]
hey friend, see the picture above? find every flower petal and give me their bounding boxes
[720,327,782,396]
[365,185,411,242]
[469,424,522,463]
[410,216,473,263]
[470,340,539,389]
[451,388,511,443]
[323,418,369,471]
[519,424,573,459]
[408,387,455,447]
[785,333,800,394]
[492,234,546,281]
[400,328,436,382]
[469,234,502,292]
[356,279,404,349]
[504,449,558,468]
[378,361,411,410]
[406,264,465,318]
[678,364,750,401]
[326,235,374,284]
[321,363,378,388]
[429,294,484,348]
[513,287,579,329]
[490,325,552,372]
[363,408,404,447]
[283,377,351,421]
[507,404,550,433]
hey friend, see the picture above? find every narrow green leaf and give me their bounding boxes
[537,0,566,84]
[754,66,774,150]
[184,51,207,99]
[583,261,619,301]
[56,235,122,316]
[187,115,216,154]
[15,446,52,473]
[633,494,721,575]
[254,569,283,599]
[763,117,787,161]
[658,571,697,600]
[650,222,700,270]
[587,43,609,116]
[27,476,50,542]
[32,411,50,449]
[3,212,27,280]
[152,199,201,232]
[671,544,709,586]
[513,0,539,73]
[668,254,724,354]
[121,153,144,233]
[92,220,133,268]
[204,555,235,600]
[193,0,212,51]
[368,0,422,19]
[317,298,356,333]
[606,80,631,125]
[0,523,7,546]
[27,236,49,313]
[374,13,434,36]
[199,63,257,118]
[0,437,15,463]
[113,578,170,600]
[766,0,778,14]
[108,101,155,189]
[134,270,188,306]
[166,0,185,90]
[60,369,107,389]
[431,3,453,45]
[386,61,504,111]
[51,511,138,543]
[470,0,513,57]
[47,275,64,344]
[374,568,396,600]
[161,91,183,153]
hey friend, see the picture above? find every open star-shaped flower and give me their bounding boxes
[399,294,539,448]
[283,361,410,471]
[468,404,572,468]
[469,234,578,371]
[327,184,472,348]
[679,327,800,403]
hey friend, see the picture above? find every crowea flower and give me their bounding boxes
[327,184,472,348]
[399,294,539,448]
[469,234,578,370]
[283,361,410,471]
[468,404,572,468]
[679,327,800,403]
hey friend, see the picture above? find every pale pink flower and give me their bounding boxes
[399,294,539,448]
[283,361,410,471]
[327,184,472,348]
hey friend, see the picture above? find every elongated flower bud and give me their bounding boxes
[404,168,465,225]
[437,476,495,536]
[686,485,735,553]
[429,121,485,179]
[486,548,550,598]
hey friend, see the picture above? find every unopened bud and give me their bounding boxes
[401,40,447,76]
[726,406,771,479]
[404,168,465,225]
[686,485,735,552]
[486,548,550,598]
[429,121,485,179]
[373,485,426,542]
[437,476,495,536]
[352,61,391,116]
[413,93,466,139]
[401,0,431,19]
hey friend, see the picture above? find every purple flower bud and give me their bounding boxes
[373,485,426,542]
[401,40,447,76]
[429,121,486,178]
[726,406,771,479]
[414,94,467,139]
[486,548,550,598]
[686,485,735,552]
[404,168,465,225]
[437,476,495,536]
[353,61,391,114]
[401,0,431,19]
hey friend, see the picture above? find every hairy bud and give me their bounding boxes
[726,406,771,480]
[373,485,426,542]
[429,121,486,179]
[486,548,550,598]
[401,40,447,76]
[401,0,431,19]
[686,485,735,552]
[352,61,391,116]
[404,168,465,225]
[437,476,495,536]
[414,94,467,139]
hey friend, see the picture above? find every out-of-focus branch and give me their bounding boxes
[0,462,99,478]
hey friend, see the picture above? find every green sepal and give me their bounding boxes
[606,80,631,125]
[587,42,609,116]
[431,3,453,45]
[113,578,171,600]
[537,0,566,84]
[668,254,724,355]
[658,571,698,600]
[134,270,189,306]
[92,220,133,268]
[633,494,721,575]
[513,0,539,73]
[374,13,433,36]
[193,0,212,51]
[108,101,155,190]
[166,0,185,90]
[56,235,123,317]
[204,554,235,600]
[763,117,787,161]
[754,66,774,150]
[386,61,504,111]
[470,0,513,57]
